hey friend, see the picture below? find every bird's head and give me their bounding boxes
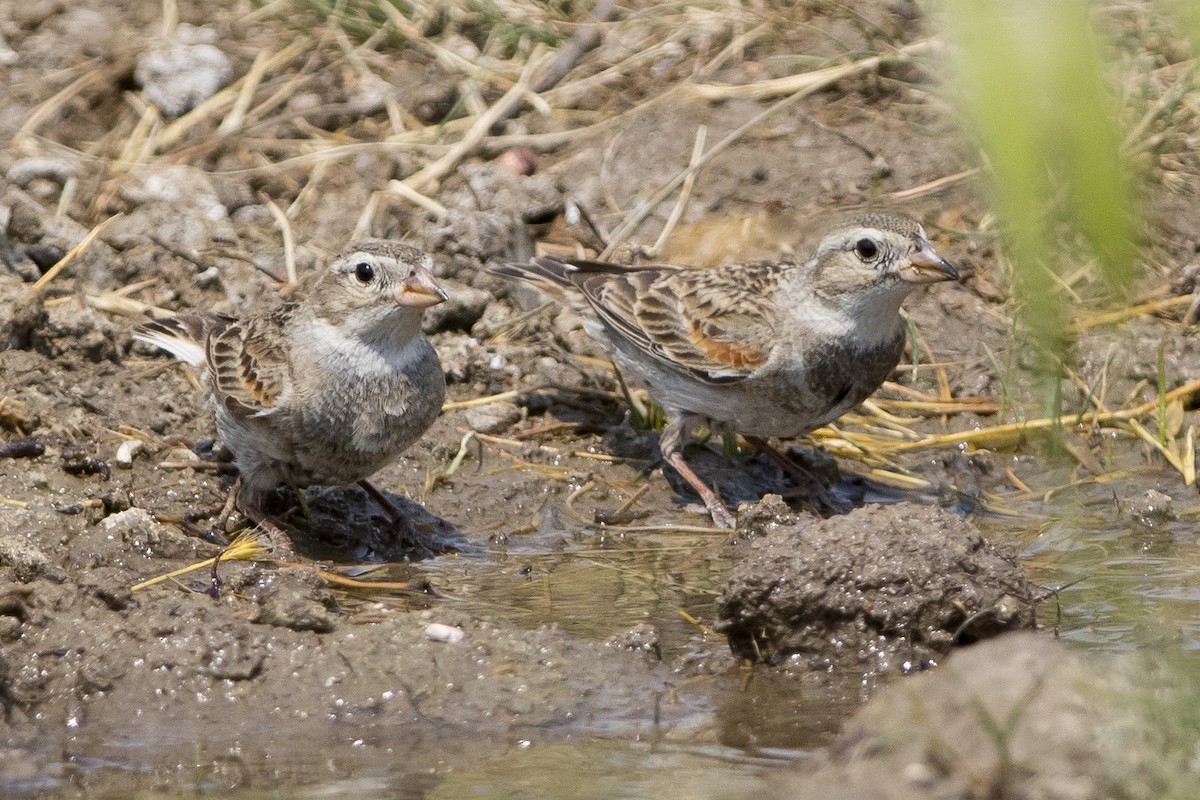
[812,212,958,296]
[312,241,448,339]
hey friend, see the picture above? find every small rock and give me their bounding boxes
[421,277,491,334]
[101,507,156,537]
[425,622,465,644]
[252,571,339,633]
[464,400,522,435]
[0,536,66,583]
[0,438,44,459]
[38,301,119,363]
[165,447,201,464]
[606,623,661,662]
[716,501,1036,672]
[496,147,537,176]
[6,158,76,187]
[116,165,229,223]
[135,24,233,116]
[0,277,48,350]
[114,439,144,469]
[0,31,17,65]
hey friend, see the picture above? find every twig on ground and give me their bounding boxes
[531,0,617,93]
[650,125,707,257]
[398,49,549,194]
[217,49,272,136]
[600,42,936,258]
[263,196,297,284]
[32,214,123,292]
[687,38,939,101]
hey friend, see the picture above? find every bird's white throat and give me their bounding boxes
[800,283,910,348]
[305,315,424,375]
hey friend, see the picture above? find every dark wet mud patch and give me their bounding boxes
[1,570,694,794]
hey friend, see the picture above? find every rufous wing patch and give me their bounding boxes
[687,318,768,370]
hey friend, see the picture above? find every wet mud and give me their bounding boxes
[2,0,1200,795]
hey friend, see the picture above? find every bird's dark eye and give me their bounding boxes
[854,239,879,261]
[354,261,375,283]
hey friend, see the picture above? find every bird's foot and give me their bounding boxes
[358,480,459,556]
[239,502,299,561]
[666,451,736,529]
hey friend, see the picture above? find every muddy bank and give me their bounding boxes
[775,632,1200,799]
[718,497,1037,673]
[1,559,689,794]
[2,0,1199,795]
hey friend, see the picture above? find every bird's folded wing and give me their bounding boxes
[206,310,292,418]
[575,265,777,384]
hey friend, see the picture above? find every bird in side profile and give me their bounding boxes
[493,212,958,528]
[134,240,449,557]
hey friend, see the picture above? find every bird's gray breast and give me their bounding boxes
[714,327,906,437]
[291,337,445,483]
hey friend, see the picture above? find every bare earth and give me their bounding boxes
[2,1,1199,796]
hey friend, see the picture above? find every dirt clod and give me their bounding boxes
[716,498,1037,671]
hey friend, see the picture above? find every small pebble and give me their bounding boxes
[135,24,232,116]
[115,439,144,469]
[6,158,76,187]
[464,400,522,435]
[425,623,465,644]
[165,447,201,464]
[496,147,537,177]
[62,456,110,480]
[1128,489,1175,526]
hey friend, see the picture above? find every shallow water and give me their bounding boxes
[403,456,1200,799]
[13,454,1200,800]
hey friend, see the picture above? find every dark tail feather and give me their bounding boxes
[490,255,646,290]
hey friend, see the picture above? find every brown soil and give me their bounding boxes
[1,0,1198,795]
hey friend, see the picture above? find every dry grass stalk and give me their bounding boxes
[159,0,178,37]
[114,100,162,173]
[1065,294,1191,334]
[264,198,297,284]
[869,397,999,415]
[313,568,419,592]
[130,530,274,592]
[32,214,122,291]
[399,49,548,193]
[887,376,1200,455]
[650,125,707,257]
[85,291,172,319]
[14,64,112,149]
[598,41,936,259]
[372,0,516,87]
[157,40,310,151]
[866,468,931,490]
[217,49,273,136]
[688,38,940,101]
[384,180,449,216]
[351,190,384,241]
[889,168,980,202]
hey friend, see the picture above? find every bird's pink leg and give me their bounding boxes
[357,479,457,554]
[665,451,736,529]
[357,478,406,524]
